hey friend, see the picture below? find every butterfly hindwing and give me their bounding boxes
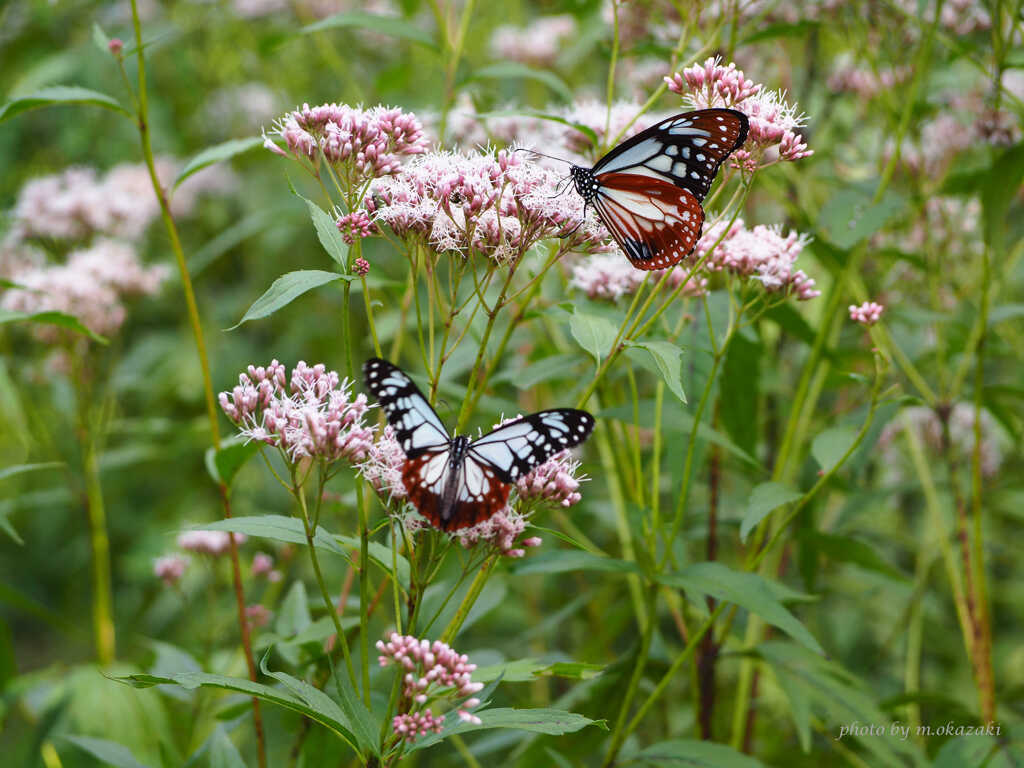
[591,173,705,271]
[592,108,748,202]
[362,358,450,457]
[469,409,595,483]
[402,448,510,531]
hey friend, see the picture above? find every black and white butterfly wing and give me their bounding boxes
[468,409,596,483]
[402,448,511,531]
[592,108,748,202]
[362,358,450,457]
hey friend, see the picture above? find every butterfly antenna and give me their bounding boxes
[514,147,572,166]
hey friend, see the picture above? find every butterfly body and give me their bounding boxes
[364,358,595,531]
[573,108,748,271]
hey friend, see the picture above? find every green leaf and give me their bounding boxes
[811,426,858,472]
[511,550,639,575]
[275,581,312,637]
[989,303,1024,327]
[800,531,907,581]
[981,142,1024,253]
[0,513,22,545]
[472,658,605,683]
[466,63,574,103]
[116,671,360,750]
[720,332,760,454]
[741,482,802,542]
[64,735,152,768]
[932,735,998,768]
[204,437,260,488]
[173,137,262,190]
[661,563,824,654]
[226,270,348,330]
[207,727,247,768]
[570,313,618,364]
[298,195,350,267]
[199,516,351,562]
[623,738,766,767]
[0,461,65,482]
[0,309,108,343]
[302,11,438,49]
[92,23,111,53]
[0,86,130,123]
[328,663,380,756]
[631,341,686,403]
[818,187,905,250]
[408,707,605,751]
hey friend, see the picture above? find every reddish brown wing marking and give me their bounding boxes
[401,453,511,531]
[592,172,706,271]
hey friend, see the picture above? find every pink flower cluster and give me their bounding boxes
[516,450,587,508]
[153,554,189,586]
[667,57,812,166]
[265,103,428,181]
[456,508,542,558]
[9,162,235,243]
[490,15,576,67]
[366,148,607,262]
[359,425,408,500]
[571,253,707,301]
[0,239,170,340]
[336,210,377,244]
[849,301,884,326]
[377,633,484,740]
[219,360,374,464]
[698,219,819,300]
[828,65,909,100]
[177,530,247,556]
[879,403,1006,479]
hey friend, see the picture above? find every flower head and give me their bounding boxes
[367,148,607,262]
[359,425,408,500]
[377,633,484,740]
[265,103,428,184]
[849,301,884,326]
[153,554,189,585]
[455,508,542,559]
[571,253,707,301]
[219,361,374,465]
[177,530,247,556]
[490,15,576,67]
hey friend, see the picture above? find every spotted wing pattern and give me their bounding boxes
[363,358,450,458]
[591,173,705,270]
[592,109,749,202]
[468,410,596,483]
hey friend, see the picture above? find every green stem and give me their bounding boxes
[440,555,497,644]
[83,424,115,666]
[128,4,265,763]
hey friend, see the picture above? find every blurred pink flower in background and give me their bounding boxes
[153,554,189,586]
[491,15,576,67]
[0,239,170,340]
[879,404,1007,479]
[849,301,884,326]
[177,530,247,556]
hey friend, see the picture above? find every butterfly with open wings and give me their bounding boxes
[363,358,595,531]
[568,108,748,271]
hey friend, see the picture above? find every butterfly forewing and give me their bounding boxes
[592,174,705,271]
[593,109,748,202]
[363,358,450,457]
[469,409,595,483]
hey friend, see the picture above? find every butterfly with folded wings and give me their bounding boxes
[363,358,595,531]
[569,108,748,271]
